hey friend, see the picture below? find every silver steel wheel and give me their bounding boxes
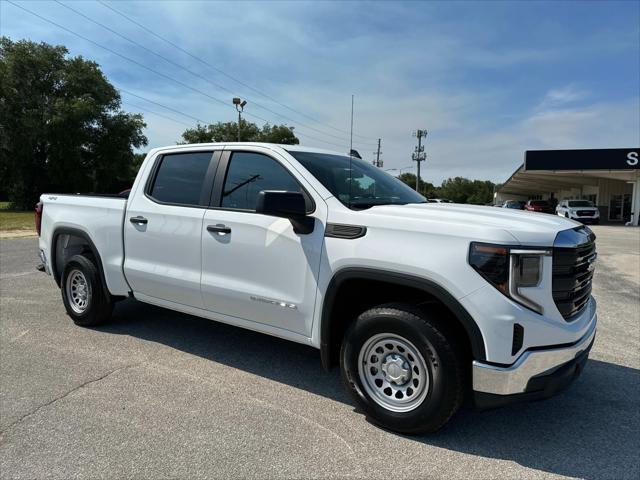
[65,269,91,314]
[358,333,430,413]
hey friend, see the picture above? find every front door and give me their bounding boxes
[124,149,220,308]
[201,148,326,336]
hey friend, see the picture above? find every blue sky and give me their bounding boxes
[2,0,639,184]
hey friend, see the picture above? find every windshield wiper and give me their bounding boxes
[350,200,408,209]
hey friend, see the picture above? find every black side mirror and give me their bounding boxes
[256,191,314,234]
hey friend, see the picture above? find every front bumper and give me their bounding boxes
[471,314,596,403]
[568,212,599,222]
[570,217,599,223]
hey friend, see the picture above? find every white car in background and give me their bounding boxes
[556,200,600,224]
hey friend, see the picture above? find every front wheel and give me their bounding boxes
[340,304,465,434]
[61,254,113,326]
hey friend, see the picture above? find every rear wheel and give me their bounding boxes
[61,254,113,326]
[340,303,465,434]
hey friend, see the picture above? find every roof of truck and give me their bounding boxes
[148,142,349,158]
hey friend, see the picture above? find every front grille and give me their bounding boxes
[576,210,595,217]
[552,227,597,321]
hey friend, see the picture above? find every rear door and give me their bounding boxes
[200,147,327,336]
[124,149,221,308]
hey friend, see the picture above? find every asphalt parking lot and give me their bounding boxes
[1,226,638,480]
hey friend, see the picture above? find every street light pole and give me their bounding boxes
[232,97,247,142]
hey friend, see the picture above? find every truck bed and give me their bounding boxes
[39,194,130,296]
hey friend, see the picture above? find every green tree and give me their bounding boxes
[0,38,147,209]
[258,123,299,144]
[438,177,496,204]
[180,121,298,144]
[395,172,495,203]
[396,173,435,198]
[397,172,417,189]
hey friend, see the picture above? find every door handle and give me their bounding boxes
[130,216,148,225]
[207,224,231,234]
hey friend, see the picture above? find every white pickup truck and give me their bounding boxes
[37,143,598,433]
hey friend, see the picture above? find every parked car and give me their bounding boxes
[556,200,600,224]
[36,143,597,434]
[426,198,453,203]
[524,199,554,214]
[502,200,524,210]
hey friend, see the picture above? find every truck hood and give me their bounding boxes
[357,203,578,246]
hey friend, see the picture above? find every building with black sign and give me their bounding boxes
[496,148,640,226]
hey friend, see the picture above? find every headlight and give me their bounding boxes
[469,243,551,314]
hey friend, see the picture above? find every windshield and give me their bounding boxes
[288,151,425,208]
[568,200,594,207]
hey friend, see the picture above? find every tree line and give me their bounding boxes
[397,173,498,204]
[1,37,496,209]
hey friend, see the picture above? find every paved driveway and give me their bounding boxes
[1,226,638,479]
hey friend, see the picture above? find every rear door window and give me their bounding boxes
[149,152,214,206]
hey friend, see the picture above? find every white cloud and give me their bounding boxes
[536,85,588,112]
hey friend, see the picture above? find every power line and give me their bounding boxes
[121,90,349,149]
[119,89,207,124]
[7,1,354,150]
[121,101,194,128]
[120,88,349,149]
[96,0,378,143]
[57,0,370,147]
[54,0,376,149]
[7,2,229,108]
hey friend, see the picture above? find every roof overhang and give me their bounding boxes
[499,148,639,196]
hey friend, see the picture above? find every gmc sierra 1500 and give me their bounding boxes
[37,143,597,433]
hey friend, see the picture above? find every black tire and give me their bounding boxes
[340,303,465,434]
[61,254,113,327]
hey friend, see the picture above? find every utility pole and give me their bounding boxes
[373,138,383,168]
[411,129,427,192]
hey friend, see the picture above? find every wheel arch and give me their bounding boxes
[320,267,487,369]
[51,227,110,299]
